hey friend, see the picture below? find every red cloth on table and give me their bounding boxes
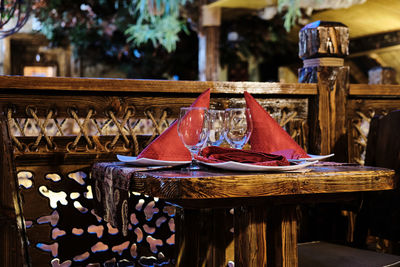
[197,146,290,166]
[244,91,309,159]
[137,88,211,161]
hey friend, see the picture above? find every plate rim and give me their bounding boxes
[199,159,318,171]
[116,154,191,166]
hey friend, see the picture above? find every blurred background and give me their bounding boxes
[1,0,399,83]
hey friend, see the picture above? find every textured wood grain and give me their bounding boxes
[131,166,395,200]
[0,75,317,95]
[350,83,400,96]
[234,206,268,267]
[267,205,298,267]
[301,65,349,160]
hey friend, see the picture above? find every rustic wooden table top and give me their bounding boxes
[130,165,396,204]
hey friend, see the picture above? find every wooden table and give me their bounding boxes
[93,163,397,267]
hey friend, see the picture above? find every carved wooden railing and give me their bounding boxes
[0,76,316,266]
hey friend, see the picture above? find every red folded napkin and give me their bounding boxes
[137,88,211,161]
[197,146,290,166]
[244,91,309,159]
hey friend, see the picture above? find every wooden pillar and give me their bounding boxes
[198,4,221,81]
[298,21,350,161]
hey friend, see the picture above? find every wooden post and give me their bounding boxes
[234,205,298,267]
[198,4,221,81]
[298,21,350,161]
[234,206,268,267]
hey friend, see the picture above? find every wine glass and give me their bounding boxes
[224,108,253,149]
[177,107,209,170]
[207,109,225,147]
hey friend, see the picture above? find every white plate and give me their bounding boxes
[117,155,191,166]
[295,153,335,161]
[198,160,318,172]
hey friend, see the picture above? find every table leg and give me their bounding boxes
[267,205,298,267]
[234,205,268,266]
[234,205,298,267]
[174,208,231,267]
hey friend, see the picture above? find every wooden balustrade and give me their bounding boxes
[1,75,400,266]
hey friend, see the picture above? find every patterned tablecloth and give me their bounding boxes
[91,162,135,236]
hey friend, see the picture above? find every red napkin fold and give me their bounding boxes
[137,88,211,161]
[244,91,309,159]
[197,146,290,166]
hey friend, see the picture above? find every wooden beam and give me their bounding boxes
[349,30,400,57]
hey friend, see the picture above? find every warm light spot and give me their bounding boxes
[68,171,87,185]
[73,201,88,213]
[107,223,118,235]
[73,251,90,262]
[168,218,175,232]
[45,173,61,182]
[51,258,72,267]
[163,206,175,216]
[70,192,80,200]
[128,224,132,230]
[72,228,84,236]
[84,185,93,199]
[52,228,66,239]
[88,225,104,238]
[144,201,159,220]
[156,216,167,227]
[36,242,58,257]
[146,236,163,253]
[39,186,68,208]
[143,224,155,234]
[166,234,174,245]
[91,242,108,253]
[136,199,144,211]
[18,171,33,189]
[130,243,137,258]
[112,241,130,255]
[130,213,139,225]
[37,210,59,226]
[134,227,143,242]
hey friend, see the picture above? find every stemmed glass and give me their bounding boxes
[224,108,253,149]
[207,110,225,147]
[177,107,209,170]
